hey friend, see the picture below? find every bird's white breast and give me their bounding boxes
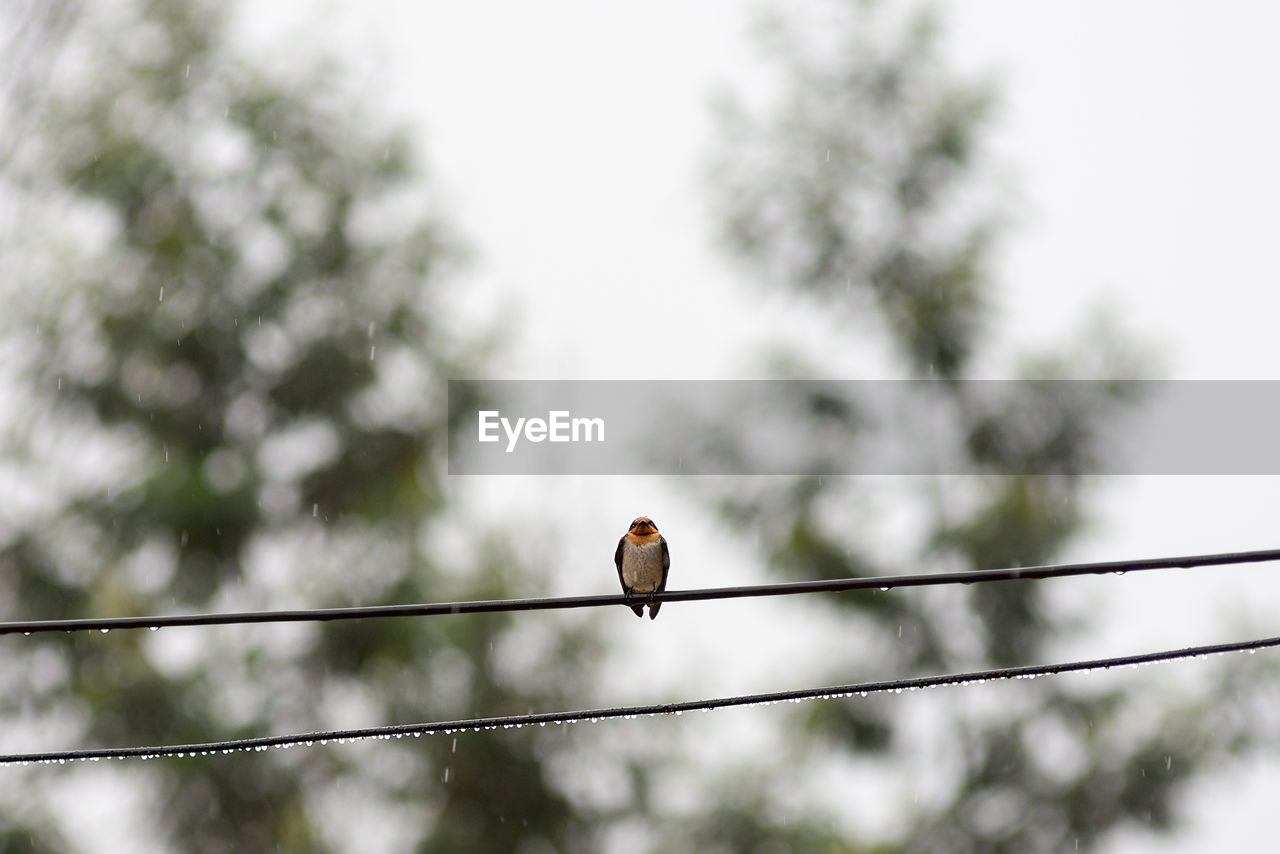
[621,538,665,592]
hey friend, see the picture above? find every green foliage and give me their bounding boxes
[694,1,1273,851]
[0,1,601,850]
[2,1,1271,852]
[711,0,996,379]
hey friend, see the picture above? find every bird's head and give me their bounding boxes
[628,517,659,536]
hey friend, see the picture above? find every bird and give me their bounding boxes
[615,516,670,619]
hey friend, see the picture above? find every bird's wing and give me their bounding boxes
[615,535,629,593]
[658,535,671,592]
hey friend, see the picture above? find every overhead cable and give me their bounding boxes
[2,546,1277,637]
[3,633,1276,765]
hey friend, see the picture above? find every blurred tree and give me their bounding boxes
[4,2,1276,853]
[0,0,606,851]
[678,1,1277,852]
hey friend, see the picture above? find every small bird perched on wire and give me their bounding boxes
[615,516,670,619]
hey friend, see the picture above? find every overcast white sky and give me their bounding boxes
[301,0,1280,383]
[240,2,1280,850]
